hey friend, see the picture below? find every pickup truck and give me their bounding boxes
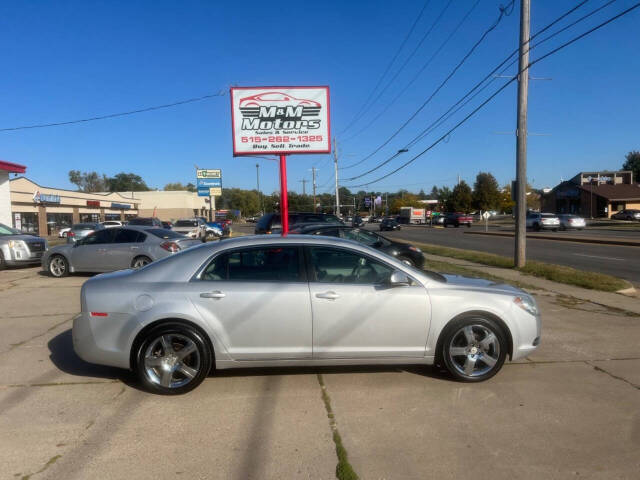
[443,212,473,228]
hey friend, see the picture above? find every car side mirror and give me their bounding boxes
[389,271,410,286]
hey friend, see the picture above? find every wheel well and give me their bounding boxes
[129,318,216,371]
[435,310,513,364]
[130,255,152,265]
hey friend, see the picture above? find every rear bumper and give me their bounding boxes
[73,311,136,369]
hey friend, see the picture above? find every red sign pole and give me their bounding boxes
[279,154,289,236]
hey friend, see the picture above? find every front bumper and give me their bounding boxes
[3,247,45,266]
[510,306,542,361]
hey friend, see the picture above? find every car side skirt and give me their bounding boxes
[215,356,435,370]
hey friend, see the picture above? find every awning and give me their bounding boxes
[0,160,27,173]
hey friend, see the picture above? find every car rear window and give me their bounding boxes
[147,229,185,239]
[540,213,556,218]
[175,220,198,227]
[73,223,97,229]
[128,218,153,226]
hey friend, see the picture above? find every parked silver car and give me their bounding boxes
[43,226,201,277]
[73,235,541,394]
[66,223,104,243]
[0,223,48,269]
[557,214,586,230]
[172,219,207,241]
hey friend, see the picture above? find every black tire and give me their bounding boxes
[455,223,460,228]
[48,254,69,277]
[131,256,152,269]
[439,315,508,382]
[0,251,6,271]
[533,223,541,231]
[134,322,212,395]
[466,223,471,228]
[396,255,414,267]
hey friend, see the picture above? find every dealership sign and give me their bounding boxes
[230,86,330,155]
[32,190,60,204]
[196,169,222,197]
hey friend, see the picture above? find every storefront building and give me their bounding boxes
[1,160,27,226]
[126,190,210,221]
[10,177,139,236]
[542,170,640,218]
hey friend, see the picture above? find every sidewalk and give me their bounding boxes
[423,252,640,315]
[464,230,640,247]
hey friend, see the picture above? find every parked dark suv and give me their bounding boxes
[254,212,343,234]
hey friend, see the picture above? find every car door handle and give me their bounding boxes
[130,246,139,250]
[316,291,340,300]
[200,291,226,299]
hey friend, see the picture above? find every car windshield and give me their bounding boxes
[175,220,198,227]
[540,214,557,218]
[0,223,20,235]
[128,218,153,225]
[147,229,185,239]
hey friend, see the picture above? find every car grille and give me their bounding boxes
[27,242,45,252]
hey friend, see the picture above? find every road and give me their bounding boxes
[365,224,640,285]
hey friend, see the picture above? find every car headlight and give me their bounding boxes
[8,240,26,249]
[514,295,539,316]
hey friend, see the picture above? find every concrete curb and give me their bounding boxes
[464,230,640,247]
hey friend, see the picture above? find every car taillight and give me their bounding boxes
[68,231,75,237]
[160,241,180,252]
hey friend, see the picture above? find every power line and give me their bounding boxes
[344,1,640,188]
[341,0,481,145]
[339,0,432,135]
[346,0,598,181]
[0,90,227,132]
[339,0,515,172]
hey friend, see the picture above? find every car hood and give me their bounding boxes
[0,234,45,242]
[441,274,523,296]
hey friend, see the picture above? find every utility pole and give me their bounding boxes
[299,178,308,196]
[311,167,317,213]
[457,174,461,186]
[515,0,530,268]
[333,138,340,217]
[256,163,263,214]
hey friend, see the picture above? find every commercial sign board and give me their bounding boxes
[33,190,61,204]
[230,86,331,155]
[196,169,222,197]
[86,200,100,208]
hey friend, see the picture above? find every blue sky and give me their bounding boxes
[1,0,639,194]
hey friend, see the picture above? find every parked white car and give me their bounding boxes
[526,212,560,231]
[172,219,207,241]
[101,220,123,228]
[58,227,71,238]
[557,214,586,230]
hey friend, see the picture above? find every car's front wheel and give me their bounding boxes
[131,256,152,269]
[134,323,212,395]
[48,255,69,277]
[397,255,414,267]
[440,316,508,382]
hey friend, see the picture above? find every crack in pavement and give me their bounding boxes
[586,361,640,390]
[0,315,77,356]
[0,380,120,389]
[508,357,640,365]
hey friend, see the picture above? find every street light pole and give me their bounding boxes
[515,0,530,268]
[256,163,263,214]
[333,137,340,216]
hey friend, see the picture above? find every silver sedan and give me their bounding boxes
[73,235,541,394]
[43,226,201,277]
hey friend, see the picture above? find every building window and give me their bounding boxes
[80,213,100,223]
[46,213,73,236]
[104,213,121,221]
[13,212,39,234]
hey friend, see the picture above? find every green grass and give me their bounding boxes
[415,242,631,292]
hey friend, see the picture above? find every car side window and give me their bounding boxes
[136,232,147,243]
[200,247,301,282]
[113,229,140,243]
[82,229,115,245]
[309,247,394,284]
[339,229,379,247]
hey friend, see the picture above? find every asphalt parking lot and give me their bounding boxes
[1,266,639,479]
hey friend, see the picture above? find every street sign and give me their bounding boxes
[196,169,222,197]
[482,211,491,220]
[230,86,331,155]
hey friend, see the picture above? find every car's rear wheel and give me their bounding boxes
[0,251,6,271]
[131,256,152,269]
[440,316,507,382]
[534,223,541,231]
[135,323,212,395]
[397,255,414,267]
[48,255,69,277]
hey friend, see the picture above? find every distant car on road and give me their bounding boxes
[380,217,401,231]
[205,222,224,238]
[443,213,473,228]
[526,212,560,231]
[0,223,48,269]
[58,227,71,238]
[557,214,586,230]
[291,224,424,268]
[172,219,207,241]
[161,221,173,230]
[43,227,201,277]
[611,209,640,221]
[255,212,342,234]
[128,217,164,228]
[352,215,365,227]
[73,235,541,394]
[67,223,105,243]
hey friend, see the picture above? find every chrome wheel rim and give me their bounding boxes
[50,257,66,277]
[133,257,150,268]
[448,324,500,377]
[144,334,201,389]
[401,258,413,266]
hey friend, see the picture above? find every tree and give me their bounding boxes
[499,184,515,214]
[68,170,109,192]
[108,172,149,192]
[472,172,501,211]
[622,150,640,182]
[450,181,473,212]
[164,182,196,192]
